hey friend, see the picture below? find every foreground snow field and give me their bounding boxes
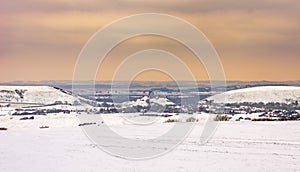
[1,114,300,172]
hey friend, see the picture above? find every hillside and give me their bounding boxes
[0,86,80,105]
[208,86,300,104]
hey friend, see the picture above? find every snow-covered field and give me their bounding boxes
[1,114,300,172]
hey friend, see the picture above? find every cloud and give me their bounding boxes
[0,0,299,81]
[1,0,300,14]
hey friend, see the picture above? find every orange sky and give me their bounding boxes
[0,0,299,82]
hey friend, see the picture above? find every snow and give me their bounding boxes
[1,113,300,171]
[208,86,300,103]
[0,114,79,130]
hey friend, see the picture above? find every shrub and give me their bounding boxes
[186,117,198,122]
[214,115,230,121]
[251,118,275,121]
[78,122,96,126]
[20,116,34,120]
[164,119,179,123]
[0,127,8,130]
[161,114,173,117]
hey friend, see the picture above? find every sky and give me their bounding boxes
[0,0,299,82]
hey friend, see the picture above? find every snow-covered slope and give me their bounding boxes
[120,96,150,108]
[0,86,80,105]
[208,86,300,103]
[150,97,175,106]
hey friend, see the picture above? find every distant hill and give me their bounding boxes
[208,86,300,104]
[0,86,80,105]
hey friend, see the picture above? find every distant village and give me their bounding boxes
[198,100,300,121]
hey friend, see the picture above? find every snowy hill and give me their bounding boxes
[0,86,80,105]
[0,86,100,116]
[208,86,300,103]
